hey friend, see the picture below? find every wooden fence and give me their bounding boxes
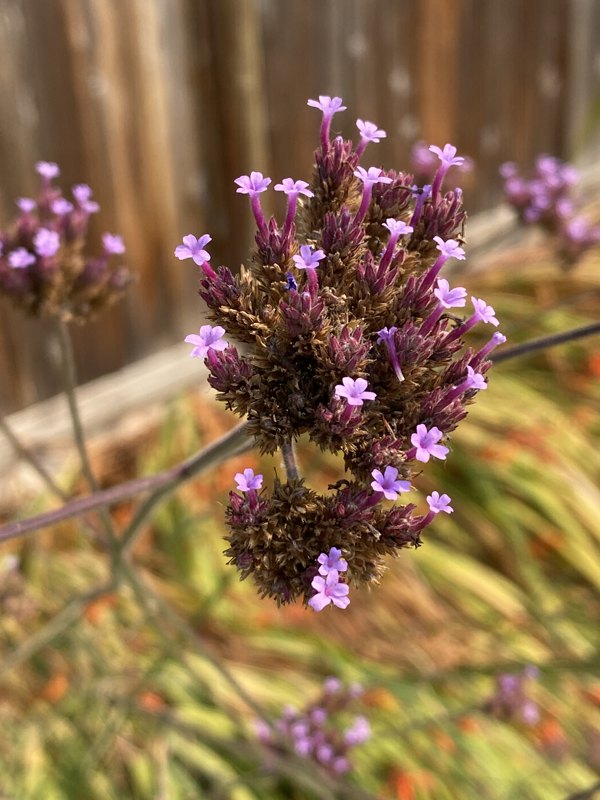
[0,0,599,412]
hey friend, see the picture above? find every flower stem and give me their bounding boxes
[0,416,68,501]
[492,321,600,363]
[0,421,252,544]
[281,440,300,481]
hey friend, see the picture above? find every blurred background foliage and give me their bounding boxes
[1,232,600,799]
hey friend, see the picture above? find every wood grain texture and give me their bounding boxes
[0,0,598,411]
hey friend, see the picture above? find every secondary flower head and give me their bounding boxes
[434,236,466,261]
[334,377,377,406]
[72,183,93,204]
[434,278,467,308]
[51,198,74,216]
[308,570,350,611]
[8,248,36,269]
[429,143,465,169]
[344,716,371,746]
[353,166,393,188]
[234,468,264,492]
[371,466,411,500]
[234,171,271,196]
[33,228,60,258]
[471,297,500,326]
[274,178,314,198]
[174,234,212,266]
[317,547,348,576]
[411,424,449,463]
[184,324,228,359]
[356,119,387,144]
[426,491,454,514]
[292,244,326,270]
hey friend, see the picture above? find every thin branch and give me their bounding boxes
[492,321,600,364]
[563,781,600,800]
[280,439,300,481]
[0,416,68,501]
[0,421,252,544]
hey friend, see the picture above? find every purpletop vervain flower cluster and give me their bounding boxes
[254,677,370,775]
[484,666,540,727]
[179,96,504,606]
[500,155,600,263]
[0,162,130,321]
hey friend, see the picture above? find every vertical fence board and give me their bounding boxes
[0,0,598,413]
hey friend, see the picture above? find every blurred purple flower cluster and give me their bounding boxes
[500,156,600,263]
[485,666,540,726]
[0,161,130,321]
[254,677,370,775]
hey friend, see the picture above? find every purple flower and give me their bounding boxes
[429,143,464,169]
[464,366,487,391]
[371,466,411,500]
[344,716,371,746]
[292,244,326,270]
[471,297,499,326]
[410,424,449,463]
[334,377,377,406]
[184,324,228,358]
[234,171,271,196]
[17,198,36,213]
[434,236,466,261]
[307,95,347,115]
[33,228,60,258]
[323,677,342,695]
[286,274,298,291]
[308,570,350,611]
[356,119,387,144]
[383,219,413,237]
[376,326,398,345]
[36,161,60,179]
[434,278,467,308]
[51,198,74,215]
[353,166,393,188]
[72,183,93,204]
[274,178,314,198]
[174,234,212,266]
[102,233,126,255]
[317,547,348,576]
[426,491,454,514]
[8,248,36,269]
[234,468,264,493]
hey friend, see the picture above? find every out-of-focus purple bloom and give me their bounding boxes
[36,161,60,180]
[184,324,228,358]
[102,233,126,255]
[8,248,36,269]
[33,228,60,258]
[17,198,36,213]
[344,716,371,746]
[51,198,74,216]
[72,183,93,204]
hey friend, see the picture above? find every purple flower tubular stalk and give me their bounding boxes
[0,162,130,321]
[182,96,502,607]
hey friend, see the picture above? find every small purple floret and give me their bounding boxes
[8,248,36,269]
[234,468,264,493]
[175,234,212,266]
[371,466,411,500]
[184,324,228,358]
[234,171,271,196]
[426,491,454,514]
[334,377,377,406]
[317,547,348,576]
[308,570,350,611]
[33,228,60,258]
[292,244,326,270]
[102,233,126,255]
[410,424,449,463]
